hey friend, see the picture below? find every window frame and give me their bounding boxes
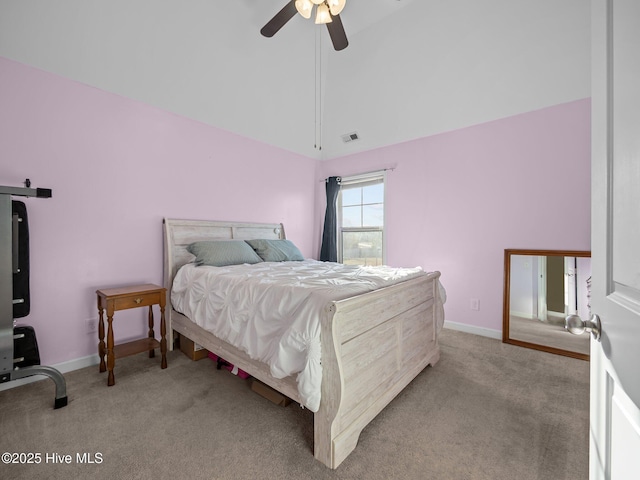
[337,171,386,265]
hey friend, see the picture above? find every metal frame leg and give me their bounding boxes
[12,366,68,408]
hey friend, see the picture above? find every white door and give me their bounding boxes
[565,256,578,316]
[590,1,640,479]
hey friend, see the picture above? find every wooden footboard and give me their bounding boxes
[163,218,442,469]
[315,271,441,468]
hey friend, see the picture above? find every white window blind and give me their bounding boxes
[338,171,386,266]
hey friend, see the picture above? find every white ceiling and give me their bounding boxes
[0,0,590,160]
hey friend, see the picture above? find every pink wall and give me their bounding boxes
[0,57,318,365]
[0,55,590,369]
[318,98,591,334]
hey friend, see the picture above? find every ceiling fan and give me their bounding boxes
[261,0,349,51]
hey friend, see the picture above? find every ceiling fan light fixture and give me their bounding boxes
[328,0,346,16]
[295,0,313,19]
[315,3,332,24]
[261,0,348,51]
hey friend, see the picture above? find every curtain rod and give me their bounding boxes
[321,167,395,183]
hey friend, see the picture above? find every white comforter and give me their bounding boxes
[171,259,442,412]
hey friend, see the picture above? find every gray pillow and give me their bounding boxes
[187,240,263,267]
[245,239,304,262]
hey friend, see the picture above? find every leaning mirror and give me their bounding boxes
[503,249,591,361]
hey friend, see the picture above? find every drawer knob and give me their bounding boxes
[134,298,142,304]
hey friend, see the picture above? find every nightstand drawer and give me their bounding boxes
[113,292,162,311]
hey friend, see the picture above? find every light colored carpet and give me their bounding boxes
[0,329,589,480]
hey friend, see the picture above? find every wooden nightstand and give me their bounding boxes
[96,283,167,386]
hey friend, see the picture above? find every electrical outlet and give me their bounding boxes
[470,298,480,311]
[86,318,98,333]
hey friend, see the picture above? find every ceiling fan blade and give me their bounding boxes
[260,1,298,38]
[326,14,348,51]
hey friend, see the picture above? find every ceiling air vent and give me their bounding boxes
[341,132,360,143]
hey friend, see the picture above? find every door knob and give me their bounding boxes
[565,314,601,341]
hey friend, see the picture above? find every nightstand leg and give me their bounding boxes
[160,304,167,369]
[107,314,115,386]
[98,306,106,373]
[148,306,155,359]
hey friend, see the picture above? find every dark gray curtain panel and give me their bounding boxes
[320,176,340,262]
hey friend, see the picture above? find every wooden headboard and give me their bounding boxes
[163,218,286,292]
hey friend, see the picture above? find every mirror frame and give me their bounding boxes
[503,249,591,361]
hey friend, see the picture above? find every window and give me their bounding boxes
[338,172,385,266]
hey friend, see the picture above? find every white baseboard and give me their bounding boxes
[0,354,100,392]
[1,323,501,392]
[443,321,502,340]
[511,310,535,320]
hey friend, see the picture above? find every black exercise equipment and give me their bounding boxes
[0,180,67,408]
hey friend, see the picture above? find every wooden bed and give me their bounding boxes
[163,218,443,469]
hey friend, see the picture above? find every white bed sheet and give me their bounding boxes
[171,259,443,412]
